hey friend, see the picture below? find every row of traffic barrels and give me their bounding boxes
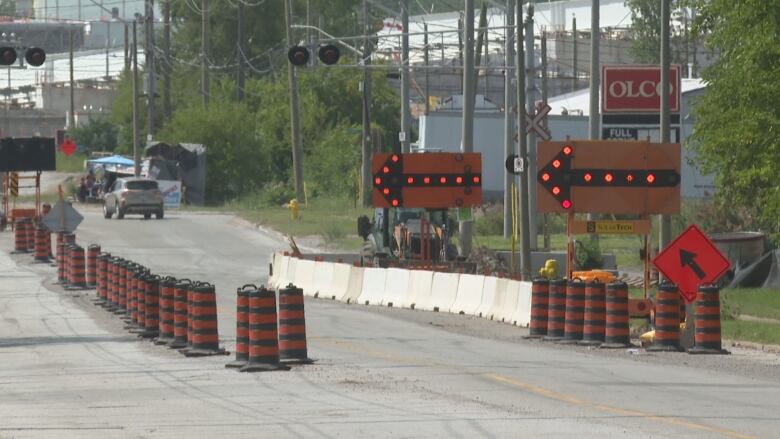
[12,217,55,264]
[93,252,227,357]
[528,278,726,354]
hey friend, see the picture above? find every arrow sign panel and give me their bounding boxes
[653,224,732,303]
[536,140,681,214]
[372,153,482,208]
[42,200,84,233]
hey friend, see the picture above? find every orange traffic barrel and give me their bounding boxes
[56,232,66,282]
[64,243,75,286]
[115,259,129,314]
[155,277,177,345]
[107,257,121,311]
[183,282,226,357]
[24,219,35,251]
[602,281,631,348]
[579,281,606,346]
[648,282,683,352]
[689,285,729,355]
[186,282,200,350]
[96,252,110,304]
[560,280,585,344]
[543,279,567,341]
[169,279,191,349]
[67,245,87,289]
[86,244,100,288]
[33,225,50,262]
[140,274,160,339]
[240,286,289,372]
[134,267,149,329]
[527,278,549,338]
[278,283,314,364]
[13,219,28,252]
[226,285,253,368]
[125,264,140,323]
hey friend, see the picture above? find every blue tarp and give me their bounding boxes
[87,155,134,166]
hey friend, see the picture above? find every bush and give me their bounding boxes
[574,236,604,270]
[257,182,296,207]
[475,204,503,235]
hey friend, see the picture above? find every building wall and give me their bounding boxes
[0,109,64,138]
[41,83,116,114]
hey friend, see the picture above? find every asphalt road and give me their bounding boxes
[1,207,778,438]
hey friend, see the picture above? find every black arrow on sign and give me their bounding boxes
[679,249,706,279]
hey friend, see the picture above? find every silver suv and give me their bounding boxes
[103,177,164,220]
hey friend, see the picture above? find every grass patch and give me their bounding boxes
[56,152,87,173]
[722,320,780,345]
[721,288,780,320]
[227,196,372,251]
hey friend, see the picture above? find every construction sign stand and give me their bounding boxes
[2,171,42,230]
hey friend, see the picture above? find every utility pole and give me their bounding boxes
[526,5,537,251]
[105,20,111,79]
[124,23,130,70]
[400,0,411,153]
[516,0,531,279]
[541,30,550,250]
[503,0,515,239]
[201,0,209,106]
[660,0,671,254]
[459,0,475,257]
[132,20,141,176]
[69,30,75,130]
[285,0,305,201]
[163,0,172,121]
[145,0,156,139]
[361,0,373,207]
[424,22,429,115]
[572,15,577,92]
[236,0,245,102]
[588,0,600,237]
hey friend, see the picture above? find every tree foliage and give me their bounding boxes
[70,118,119,153]
[0,0,14,16]
[626,0,695,65]
[688,0,780,243]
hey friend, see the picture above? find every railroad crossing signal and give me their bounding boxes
[9,172,19,197]
[512,103,552,141]
[536,140,681,214]
[287,44,340,66]
[0,47,46,66]
[371,153,482,208]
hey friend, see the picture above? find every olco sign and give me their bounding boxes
[602,65,681,113]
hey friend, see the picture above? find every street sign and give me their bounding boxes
[60,138,77,156]
[9,171,18,197]
[536,140,681,214]
[512,103,552,141]
[372,152,482,208]
[602,127,638,140]
[602,65,681,113]
[42,200,83,233]
[571,219,652,235]
[653,224,731,303]
[505,154,524,174]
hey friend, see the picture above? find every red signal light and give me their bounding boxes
[382,188,390,195]
[391,154,399,162]
[407,177,414,184]
[456,176,463,184]
[646,173,656,184]
[473,176,480,184]
[562,199,572,209]
[374,177,381,185]
[541,172,551,182]
[604,173,614,183]
[440,176,447,184]
[584,173,592,182]
[391,199,399,207]
[552,159,561,169]
[423,176,431,184]
[552,186,561,195]
[382,166,390,174]
[562,145,573,155]
[626,174,634,183]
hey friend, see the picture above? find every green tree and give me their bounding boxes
[688,0,780,243]
[626,0,694,65]
[0,0,15,16]
[70,118,119,154]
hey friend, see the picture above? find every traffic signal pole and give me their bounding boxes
[361,0,373,207]
[503,0,515,239]
[459,0,475,257]
[516,0,531,279]
[285,0,305,201]
[400,0,411,154]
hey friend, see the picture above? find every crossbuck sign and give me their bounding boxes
[513,103,552,141]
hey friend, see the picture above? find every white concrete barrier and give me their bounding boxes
[419,272,459,312]
[383,268,412,308]
[340,265,365,303]
[511,281,533,327]
[450,274,485,315]
[309,261,335,297]
[324,262,352,300]
[267,253,278,287]
[405,270,434,309]
[357,267,387,305]
[475,275,499,318]
[268,254,287,289]
[486,278,510,322]
[280,256,297,290]
[292,259,316,295]
[494,280,521,324]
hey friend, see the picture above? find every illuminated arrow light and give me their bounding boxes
[424,176,431,184]
[552,186,561,195]
[456,176,463,184]
[383,166,390,174]
[563,145,573,155]
[374,177,382,185]
[552,159,561,169]
[407,177,414,184]
[391,154,399,162]
[392,199,399,207]
[541,172,551,182]
[562,199,572,209]
[647,173,656,184]
[604,173,614,183]
[626,174,634,183]
[584,173,592,183]
[440,176,447,184]
[473,176,481,184]
[383,188,390,195]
